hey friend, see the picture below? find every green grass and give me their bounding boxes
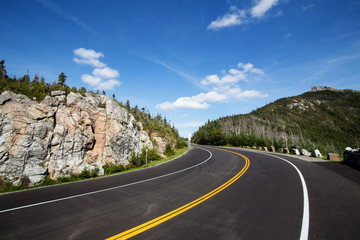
[0,147,190,194]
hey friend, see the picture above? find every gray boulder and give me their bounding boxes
[292,148,300,155]
[312,149,323,158]
[301,149,311,156]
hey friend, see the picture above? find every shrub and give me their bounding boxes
[141,147,161,161]
[165,143,175,157]
[90,168,99,178]
[176,138,188,149]
[131,151,144,167]
[103,164,126,175]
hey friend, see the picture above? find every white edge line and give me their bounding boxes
[258,152,310,240]
[0,147,212,214]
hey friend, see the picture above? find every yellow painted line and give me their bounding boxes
[106,147,250,240]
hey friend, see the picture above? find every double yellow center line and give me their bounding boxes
[106,147,250,240]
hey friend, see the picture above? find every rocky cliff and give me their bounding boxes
[0,91,155,186]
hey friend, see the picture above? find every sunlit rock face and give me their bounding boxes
[0,91,153,185]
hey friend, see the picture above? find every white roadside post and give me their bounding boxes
[146,148,148,165]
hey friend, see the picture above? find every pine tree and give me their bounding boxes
[0,60,7,79]
[58,72,67,87]
[125,100,130,111]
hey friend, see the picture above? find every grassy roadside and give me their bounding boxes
[0,147,190,194]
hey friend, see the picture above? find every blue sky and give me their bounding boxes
[1,0,360,138]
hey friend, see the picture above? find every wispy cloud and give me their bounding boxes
[156,62,268,110]
[301,4,315,12]
[251,0,280,18]
[74,48,121,90]
[135,53,201,88]
[36,0,95,34]
[207,0,284,30]
[152,58,196,82]
[283,33,292,39]
[207,6,246,30]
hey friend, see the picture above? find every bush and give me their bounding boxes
[103,164,126,175]
[141,147,161,161]
[176,138,188,149]
[165,143,175,157]
[131,151,144,167]
[90,168,99,178]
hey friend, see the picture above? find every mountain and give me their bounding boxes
[192,87,360,154]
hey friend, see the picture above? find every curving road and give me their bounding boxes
[0,145,359,239]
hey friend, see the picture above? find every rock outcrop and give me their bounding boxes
[150,132,174,158]
[0,91,153,185]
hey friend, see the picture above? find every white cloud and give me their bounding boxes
[213,85,268,99]
[81,74,102,86]
[74,48,121,90]
[207,0,283,30]
[201,62,263,86]
[207,7,246,30]
[238,62,264,74]
[156,91,227,110]
[251,0,279,18]
[93,67,119,79]
[224,86,268,98]
[157,61,268,110]
[201,75,220,85]
[156,99,210,110]
[236,89,268,98]
[73,48,106,68]
[97,79,121,90]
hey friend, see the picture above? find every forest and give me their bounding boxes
[192,87,360,155]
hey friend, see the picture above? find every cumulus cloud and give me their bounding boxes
[215,86,268,99]
[81,74,102,86]
[157,62,268,110]
[207,0,283,30]
[74,48,121,90]
[201,62,263,86]
[93,67,119,79]
[97,79,122,90]
[237,62,264,74]
[73,48,106,68]
[156,91,227,110]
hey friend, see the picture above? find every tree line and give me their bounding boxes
[192,89,360,155]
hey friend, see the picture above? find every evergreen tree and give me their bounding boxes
[0,60,7,79]
[58,72,67,87]
[125,100,130,111]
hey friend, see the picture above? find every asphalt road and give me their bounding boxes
[0,145,359,240]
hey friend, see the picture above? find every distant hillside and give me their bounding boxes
[192,87,360,154]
